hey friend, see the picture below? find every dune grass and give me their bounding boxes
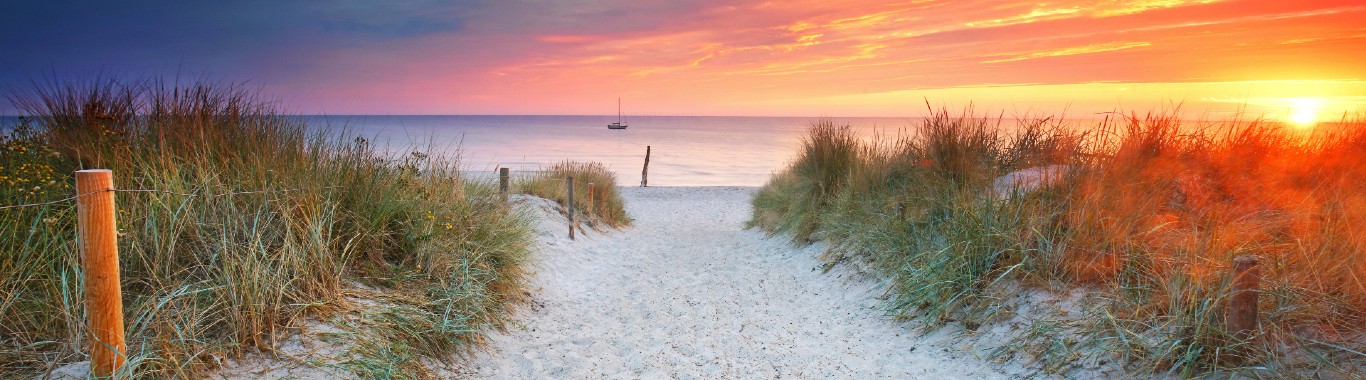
[517,160,632,229]
[750,120,860,241]
[0,77,532,378]
[751,106,1365,377]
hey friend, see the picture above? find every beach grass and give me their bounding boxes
[0,77,532,378]
[751,106,1365,377]
[750,120,860,241]
[517,160,632,229]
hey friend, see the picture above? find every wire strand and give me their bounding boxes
[0,186,342,211]
[0,193,89,211]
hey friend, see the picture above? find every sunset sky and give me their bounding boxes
[3,0,1364,119]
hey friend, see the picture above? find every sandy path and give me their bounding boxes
[471,187,1007,379]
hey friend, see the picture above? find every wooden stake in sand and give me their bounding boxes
[567,176,575,240]
[641,146,650,187]
[588,182,595,218]
[1228,255,1260,342]
[76,169,126,377]
[499,167,510,201]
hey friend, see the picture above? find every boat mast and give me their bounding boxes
[617,98,622,124]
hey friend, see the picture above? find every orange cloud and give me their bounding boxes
[259,0,1366,116]
[981,41,1152,63]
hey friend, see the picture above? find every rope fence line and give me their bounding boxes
[0,186,343,211]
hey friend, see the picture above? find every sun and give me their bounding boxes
[1288,97,1321,126]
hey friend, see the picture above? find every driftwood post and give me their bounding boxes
[641,145,650,187]
[567,176,575,240]
[498,167,509,201]
[1228,256,1260,342]
[76,169,126,377]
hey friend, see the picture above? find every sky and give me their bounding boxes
[2,0,1364,119]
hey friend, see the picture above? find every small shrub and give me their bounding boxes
[517,160,630,228]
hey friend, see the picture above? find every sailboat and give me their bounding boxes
[607,98,628,130]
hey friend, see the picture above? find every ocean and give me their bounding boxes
[3,114,1101,186]
[306,115,916,186]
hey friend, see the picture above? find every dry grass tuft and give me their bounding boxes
[517,160,631,229]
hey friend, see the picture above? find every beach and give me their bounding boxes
[470,187,1009,378]
[7,3,1364,376]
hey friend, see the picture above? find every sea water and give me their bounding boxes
[306,115,916,187]
[5,114,1332,186]
[0,115,1047,186]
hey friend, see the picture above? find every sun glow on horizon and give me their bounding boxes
[1288,97,1322,127]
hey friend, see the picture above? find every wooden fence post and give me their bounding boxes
[499,167,510,201]
[641,146,650,187]
[567,176,575,240]
[1228,256,1260,339]
[76,169,125,377]
[587,183,594,218]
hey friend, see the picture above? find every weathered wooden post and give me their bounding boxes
[499,167,510,201]
[567,176,575,240]
[1228,255,1260,341]
[587,182,595,218]
[76,169,125,377]
[641,145,650,187]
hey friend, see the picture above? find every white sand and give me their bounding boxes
[991,164,1070,200]
[471,187,1010,379]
